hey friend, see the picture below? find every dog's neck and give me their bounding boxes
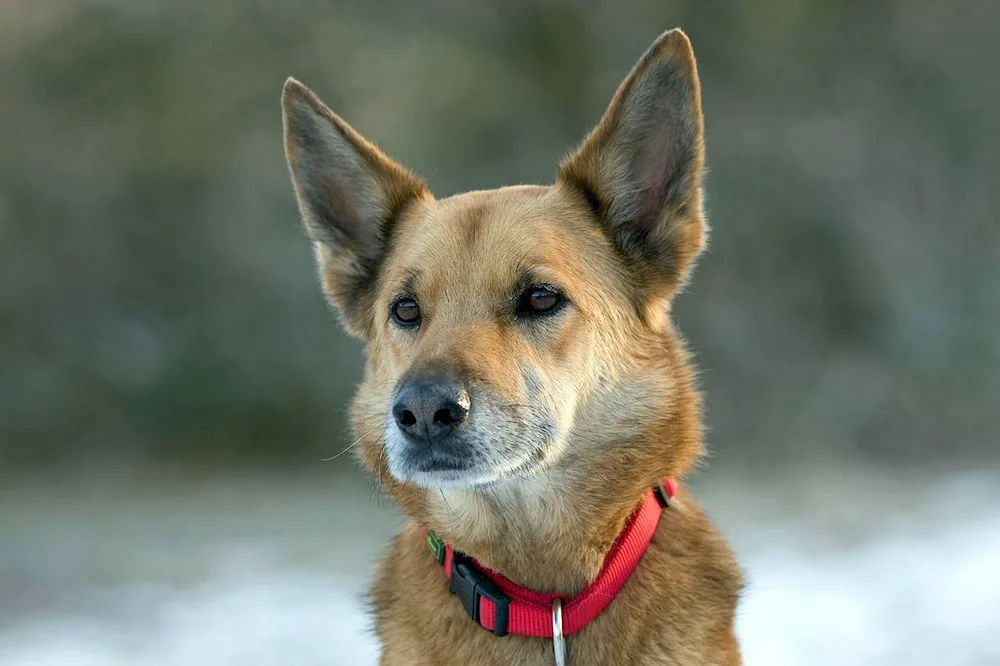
[421,453,671,597]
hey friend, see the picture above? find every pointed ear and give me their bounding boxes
[558,29,707,300]
[282,78,430,337]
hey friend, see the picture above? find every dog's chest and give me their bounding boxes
[369,516,743,666]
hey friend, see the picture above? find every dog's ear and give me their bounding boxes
[558,29,706,301]
[282,78,430,337]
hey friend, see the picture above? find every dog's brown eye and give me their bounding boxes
[518,287,565,317]
[391,297,421,326]
[529,289,559,312]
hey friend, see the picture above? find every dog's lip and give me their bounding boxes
[412,455,470,473]
[398,443,474,473]
[396,441,550,489]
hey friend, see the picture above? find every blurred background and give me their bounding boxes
[1,1,998,665]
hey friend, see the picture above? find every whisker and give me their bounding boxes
[375,445,388,508]
[321,423,382,461]
[349,415,387,429]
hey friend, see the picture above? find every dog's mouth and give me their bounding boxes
[388,441,547,489]
[383,414,557,490]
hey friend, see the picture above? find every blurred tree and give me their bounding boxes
[1,0,997,471]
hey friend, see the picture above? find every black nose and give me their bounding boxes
[392,380,470,442]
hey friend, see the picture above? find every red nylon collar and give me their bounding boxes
[424,478,677,638]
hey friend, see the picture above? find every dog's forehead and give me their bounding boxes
[388,186,589,290]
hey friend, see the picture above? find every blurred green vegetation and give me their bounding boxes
[1,0,997,471]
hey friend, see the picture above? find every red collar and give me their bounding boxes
[423,478,677,638]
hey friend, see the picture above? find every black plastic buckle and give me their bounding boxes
[449,552,509,636]
[653,481,671,508]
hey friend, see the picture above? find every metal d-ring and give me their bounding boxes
[552,598,567,666]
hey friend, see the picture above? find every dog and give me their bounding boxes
[281,28,743,665]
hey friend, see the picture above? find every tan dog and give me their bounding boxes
[282,28,743,666]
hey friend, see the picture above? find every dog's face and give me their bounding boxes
[282,30,706,492]
[354,186,656,489]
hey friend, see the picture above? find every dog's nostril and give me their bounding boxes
[399,409,417,427]
[434,407,459,426]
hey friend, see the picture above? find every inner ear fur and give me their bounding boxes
[282,78,430,337]
[558,29,707,301]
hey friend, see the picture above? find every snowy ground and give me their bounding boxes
[1,467,998,666]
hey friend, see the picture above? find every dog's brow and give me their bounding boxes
[514,267,562,293]
[398,270,420,295]
[512,268,536,298]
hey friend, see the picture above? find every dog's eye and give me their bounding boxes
[518,287,565,316]
[391,297,421,326]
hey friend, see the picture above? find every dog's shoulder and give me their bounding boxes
[651,489,745,606]
[571,490,743,664]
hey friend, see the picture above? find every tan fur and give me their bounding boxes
[282,28,743,665]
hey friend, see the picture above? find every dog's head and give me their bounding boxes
[282,30,706,496]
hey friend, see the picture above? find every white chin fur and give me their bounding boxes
[383,423,544,490]
[401,468,506,490]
